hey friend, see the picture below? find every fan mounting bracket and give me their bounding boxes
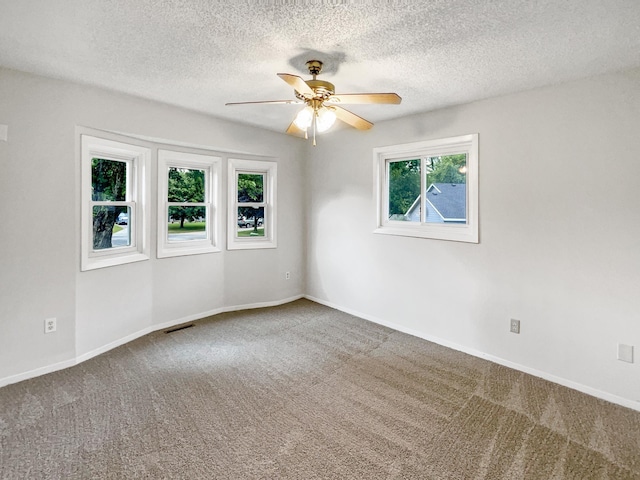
[306,60,323,76]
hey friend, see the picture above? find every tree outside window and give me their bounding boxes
[81,134,150,271]
[157,149,219,258]
[388,154,467,222]
[167,167,207,241]
[374,134,478,243]
[237,173,265,237]
[227,158,277,250]
[92,158,130,249]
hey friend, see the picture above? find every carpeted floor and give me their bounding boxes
[1,299,639,479]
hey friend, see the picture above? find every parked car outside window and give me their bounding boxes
[245,217,263,227]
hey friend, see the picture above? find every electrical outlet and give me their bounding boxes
[618,344,634,363]
[45,318,57,334]
[285,271,291,280]
[510,319,520,334]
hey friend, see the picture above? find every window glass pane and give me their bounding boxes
[388,159,420,222]
[238,173,264,203]
[237,207,265,237]
[168,167,205,203]
[92,158,127,201]
[168,206,207,242]
[93,205,130,249]
[425,154,467,224]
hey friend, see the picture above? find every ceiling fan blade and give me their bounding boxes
[327,93,402,105]
[277,73,315,97]
[332,106,373,130]
[226,100,303,106]
[285,121,306,138]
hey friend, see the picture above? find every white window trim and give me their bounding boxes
[81,135,150,271]
[157,150,221,258]
[227,158,277,250]
[374,133,479,243]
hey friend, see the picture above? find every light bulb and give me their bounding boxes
[458,165,468,174]
[316,107,337,133]
[316,107,336,132]
[293,106,313,130]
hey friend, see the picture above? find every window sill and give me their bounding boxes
[81,252,150,271]
[227,239,277,250]
[374,223,478,243]
[157,244,221,258]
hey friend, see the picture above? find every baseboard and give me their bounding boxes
[0,358,77,389]
[0,294,304,389]
[304,295,640,413]
[6,292,638,413]
[222,294,305,313]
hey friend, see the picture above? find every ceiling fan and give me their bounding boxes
[226,60,402,145]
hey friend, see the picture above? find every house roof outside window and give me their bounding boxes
[405,183,466,223]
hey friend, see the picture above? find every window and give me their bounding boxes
[227,158,277,250]
[374,134,478,243]
[81,135,150,270]
[157,150,220,258]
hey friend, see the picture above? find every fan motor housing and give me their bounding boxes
[296,79,335,100]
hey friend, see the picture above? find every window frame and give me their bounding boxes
[157,149,221,258]
[374,134,479,243]
[227,158,277,250]
[81,135,150,271]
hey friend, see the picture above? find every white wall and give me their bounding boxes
[306,68,640,408]
[0,67,306,382]
[2,65,639,410]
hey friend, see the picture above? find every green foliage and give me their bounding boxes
[238,173,264,202]
[237,174,265,232]
[388,159,420,216]
[168,168,205,227]
[92,158,126,201]
[168,221,206,232]
[426,154,466,185]
[237,228,265,237]
[387,155,467,218]
[168,168,204,202]
[91,158,128,248]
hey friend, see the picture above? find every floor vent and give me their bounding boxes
[165,324,195,334]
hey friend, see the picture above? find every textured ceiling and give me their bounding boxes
[1,0,639,134]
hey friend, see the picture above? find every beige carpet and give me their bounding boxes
[1,299,639,479]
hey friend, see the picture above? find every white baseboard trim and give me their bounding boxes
[222,294,305,313]
[0,294,304,389]
[0,358,78,389]
[304,295,640,413]
[75,327,156,365]
[5,292,638,413]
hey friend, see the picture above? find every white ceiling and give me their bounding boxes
[1,1,639,134]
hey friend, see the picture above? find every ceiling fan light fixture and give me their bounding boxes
[316,106,336,133]
[293,105,314,130]
[227,59,401,143]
